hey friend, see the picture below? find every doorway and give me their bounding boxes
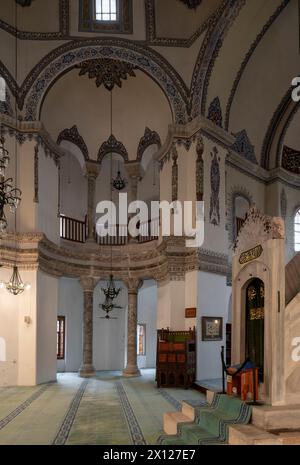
[245,278,264,381]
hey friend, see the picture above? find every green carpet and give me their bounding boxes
[0,370,205,445]
[157,394,252,445]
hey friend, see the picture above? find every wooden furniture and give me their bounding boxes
[227,367,259,401]
[156,328,196,389]
[226,323,232,366]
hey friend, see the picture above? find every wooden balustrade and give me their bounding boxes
[60,214,87,243]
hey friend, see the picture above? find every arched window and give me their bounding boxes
[295,208,300,252]
[95,0,117,21]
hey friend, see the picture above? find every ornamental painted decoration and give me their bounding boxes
[231,130,257,164]
[209,147,220,226]
[76,59,137,92]
[57,125,89,161]
[98,135,129,163]
[207,97,223,128]
[171,145,179,202]
[137,127,161,161]
[196,136,204,202]
[179,0,202,8]
[239,244,263,265]
[282,145,300,175]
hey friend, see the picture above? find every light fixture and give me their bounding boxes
[112,165,127,191]
[5,265,29,296]
[100,275,122,319]
[100,90,123,319]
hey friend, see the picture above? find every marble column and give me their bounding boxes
[123,285,141,377]
[79,277,96,377]
[85,162,100,242]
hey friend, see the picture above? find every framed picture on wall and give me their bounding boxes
[201,317,223,341]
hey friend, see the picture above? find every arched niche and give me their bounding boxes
[59,146,88,221]
[232,207,285,405]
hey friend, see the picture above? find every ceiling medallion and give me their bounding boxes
[179,0,202,9]
[76,59,137,92]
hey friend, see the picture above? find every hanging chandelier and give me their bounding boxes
[0,265,30,296]
[112,167,127,191]
[100,275,122,319]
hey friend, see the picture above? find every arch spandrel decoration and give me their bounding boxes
[57,125,89,161]
[97,135,129,163]
[21,41,189,124]
[233,207,285,256]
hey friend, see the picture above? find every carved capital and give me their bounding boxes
[85,161,100,179]
[79,276,98,292]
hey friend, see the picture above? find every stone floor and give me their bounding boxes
[0,369,205,445]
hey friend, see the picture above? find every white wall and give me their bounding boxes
[36,271,58,384]
[137,280,157,369]
[57,277,83,373]
[38,145,59,243]
[197,271,231,381]
[60,152,87,221]
[93,280,127,371]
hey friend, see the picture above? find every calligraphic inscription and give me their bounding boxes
[185,307,196,318]
[239,245,263,265]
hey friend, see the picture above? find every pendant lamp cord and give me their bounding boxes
[110,90,113,276]
[14,1,18,259]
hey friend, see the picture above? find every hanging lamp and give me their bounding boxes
[100,90,123,319]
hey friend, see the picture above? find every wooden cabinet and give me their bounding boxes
[156,328,196,389]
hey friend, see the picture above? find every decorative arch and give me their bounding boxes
[97,135,129,163]
[137,127,161,161]
[57,125,89,161]
[227,186,253,245]
[261,86,299,169]
[20,39,189,124]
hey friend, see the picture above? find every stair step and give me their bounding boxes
[181,401,196,421]
[229,424,283,445]
[163,412,191,435]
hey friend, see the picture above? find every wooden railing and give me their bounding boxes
[96,224,128,246]
[60,215,159,246]
[60,214,87,243]
[138,218,160,243]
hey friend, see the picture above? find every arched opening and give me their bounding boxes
[294,208,300,252]
[245,278,265,381]
[234,195,250,240]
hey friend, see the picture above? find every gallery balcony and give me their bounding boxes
[59,214,159,246]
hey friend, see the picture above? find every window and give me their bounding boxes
[95,0,117,21]
[137,324,146,356]
[0,77,5,102]
[295,209,300,252]
[57,316,66,360]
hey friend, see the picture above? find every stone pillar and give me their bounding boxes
[126,161,141,204]
[79,277,96,377]
[85,162,100,242]
[123,283,141,377]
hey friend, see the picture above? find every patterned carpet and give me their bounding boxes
[0,370,205,445]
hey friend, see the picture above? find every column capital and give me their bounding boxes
[125,161,141,180]
[85,161,100,179]
[79,276,98,292]
[124,277,142,294]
